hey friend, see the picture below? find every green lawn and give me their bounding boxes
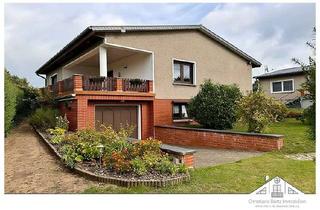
[84,118,315,194]
[233,118,315,154]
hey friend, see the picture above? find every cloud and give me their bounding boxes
[5,3,211,87]
[201,3,315,76]
[4,3,315,87]
[5,4,130,87]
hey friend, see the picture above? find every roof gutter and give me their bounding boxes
[36,73,46,80]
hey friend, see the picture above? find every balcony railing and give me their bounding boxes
[51,83,59,96]
[43,75,153,97]
[122,78,148,92]
[83,76,116,91]
[63,77,74,92]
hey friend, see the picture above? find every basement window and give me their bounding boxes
[173,103,189,120]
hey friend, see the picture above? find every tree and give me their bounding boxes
[252,79,260,92]
[4,69,40,135]
[237,90,288,133]
[4,70,22,134]
[292,27,316,140]
[188,80,242,130]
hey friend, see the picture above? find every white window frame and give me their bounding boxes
[270,79,294,93]
[172,58,197,85]
[50,73,58,85]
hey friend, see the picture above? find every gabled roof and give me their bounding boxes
[36,25,262,74]
[254,66,306,79]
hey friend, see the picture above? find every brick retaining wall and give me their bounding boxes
[155,125,284,152]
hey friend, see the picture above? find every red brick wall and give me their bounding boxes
[58,100,78,131]
[77,96,90,129]
[154,99,173,125]
[155,126,284,152]
[57,94,155,139]
[181,154,194,168]
[141,102,154,139]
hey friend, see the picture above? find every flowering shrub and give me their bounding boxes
[29,107,59,130]
[60,144,83,168]
[131,158,147,176]
[56,115,69,130]
[47,127,66,144]
[109,151,131,173]
[237,90,288,133]
[155,156,178,175]
[142,152,162,170]
[75,141,101,160]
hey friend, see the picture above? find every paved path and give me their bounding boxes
[185,147,263,168]
[5,122,103,193]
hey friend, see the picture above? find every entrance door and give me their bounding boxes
[95,106,138,138]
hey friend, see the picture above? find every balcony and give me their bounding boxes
[41,74,153,97]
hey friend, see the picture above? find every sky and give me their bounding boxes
[4,3,315,87]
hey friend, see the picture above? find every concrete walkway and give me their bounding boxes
[186,147,263,168]
[5,122,103,193]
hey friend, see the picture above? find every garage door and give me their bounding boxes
[95,106,138,138]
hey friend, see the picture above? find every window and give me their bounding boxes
[272,82,282,92]
[173,103,189,119]
[173,60,194,84]
[51,75,57,85]
[283,80,293,91]
[271,79,294,93]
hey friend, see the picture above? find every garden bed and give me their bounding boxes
[33,127,190,187]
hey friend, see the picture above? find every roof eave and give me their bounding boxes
[36,25,262,75]
[254,71,305,79]
[35,27,95,74]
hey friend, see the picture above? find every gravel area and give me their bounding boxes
[285,153,315,161]
[5,122,106,193]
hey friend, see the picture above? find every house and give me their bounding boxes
[36,25,261,139]
[254,66,311,108]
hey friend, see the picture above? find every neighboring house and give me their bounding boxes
[36,25,261,139]
[254,66,311,108]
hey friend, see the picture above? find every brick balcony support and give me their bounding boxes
[73,74,83,91]
[47,85,52,92]
[58,81,64,95]
[115,78,123,91]
[147,80,153,93]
